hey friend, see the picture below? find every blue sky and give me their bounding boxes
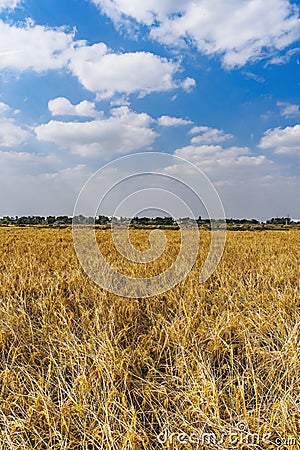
[0,0,299,219]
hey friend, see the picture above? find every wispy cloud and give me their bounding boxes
[277,101,299,117]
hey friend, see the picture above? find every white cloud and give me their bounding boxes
[0,151,90,215]
[259,124,300,154]
[0,101,30,148]
[0,19,191,98]
[182,77,196,92]
[69,44,190,98]
[277,101,299,117]
[174,144,267,173]
[48,97,102,118]
[167,143,299,220]
[0,101,9,114]
[268,46,300,64]
[0,0,21,11]
[0,150,55,174]
[158,115,192,126]
[0,145,298,219]
[171,143,273,194]
[189,126,233,144]
[110,96,130,107]
[0,19,76,72]
[93,0,300,68]
[0,118,29,148]
[243,71,265,83]
[91,0,184,26]
[35,106,157,157]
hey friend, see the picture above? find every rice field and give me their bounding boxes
[0,227,299,449]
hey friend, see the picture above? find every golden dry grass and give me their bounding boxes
[0,227,299,449]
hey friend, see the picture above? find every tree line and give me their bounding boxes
[0,215,296,226]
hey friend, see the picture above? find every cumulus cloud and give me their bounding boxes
[0,102,9,114]
[182,77,196,92]
[0,20,190,98]
[48,97,102,118]
[157,115,193,126]
[0,19,76,72]
[92,0,300,68]
[166,143,296,219]
[189,126,233,144]
[277,101,299,117]
[35,106,157,157]
[259,124,300,154]
[0,119,29,148]
[173,144,268,176]
[0,103,30,148]
[91,0,186,29]
[69,44,190,98]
